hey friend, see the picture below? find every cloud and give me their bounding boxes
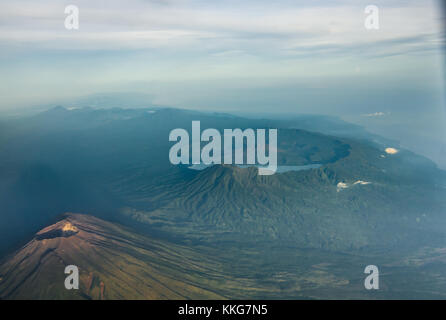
[0,0,443,58]
[363,112,387,117]
[385,147,399,154]
[0,0,444,113]
[337,182,349,191]
[353,180,371,185]
[337,180,372,191]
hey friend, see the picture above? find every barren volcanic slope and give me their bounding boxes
[4,213,446,299]
[0,213,226,300]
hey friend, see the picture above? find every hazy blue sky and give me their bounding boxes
[0,0,445,166]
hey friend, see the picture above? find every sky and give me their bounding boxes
[0,0,445,166]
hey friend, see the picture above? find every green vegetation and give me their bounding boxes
[1,107,446,299]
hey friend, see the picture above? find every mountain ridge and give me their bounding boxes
[0,213,226,300]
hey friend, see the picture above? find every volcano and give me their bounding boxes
[0,213,225,300]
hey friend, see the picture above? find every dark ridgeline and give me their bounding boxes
[0,107,445,299]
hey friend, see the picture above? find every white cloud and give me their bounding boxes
[338,180,372,191]
[0,0,444,111]
[385,147,399,154]
[337,182,349,191]
[0,0,442,56]
[353,180,371,185]
[363,112,386,117]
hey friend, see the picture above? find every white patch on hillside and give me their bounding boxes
[353,180,371,185]
[337,180,372,191]
[337,182,349,192]
[364,112,386,117]
[385,147,399,154]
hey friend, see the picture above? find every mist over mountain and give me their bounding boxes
[0,0,445,301]
[1,106,446,299]
[0,106,445,252]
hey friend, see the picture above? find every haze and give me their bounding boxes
[0,0,445,167]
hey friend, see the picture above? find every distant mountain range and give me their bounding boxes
[0,107,445,251]
[1,106,446,299]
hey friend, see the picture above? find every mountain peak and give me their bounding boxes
[199,164,259,179]
[35,217,79,240]
[0,213,225,300]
